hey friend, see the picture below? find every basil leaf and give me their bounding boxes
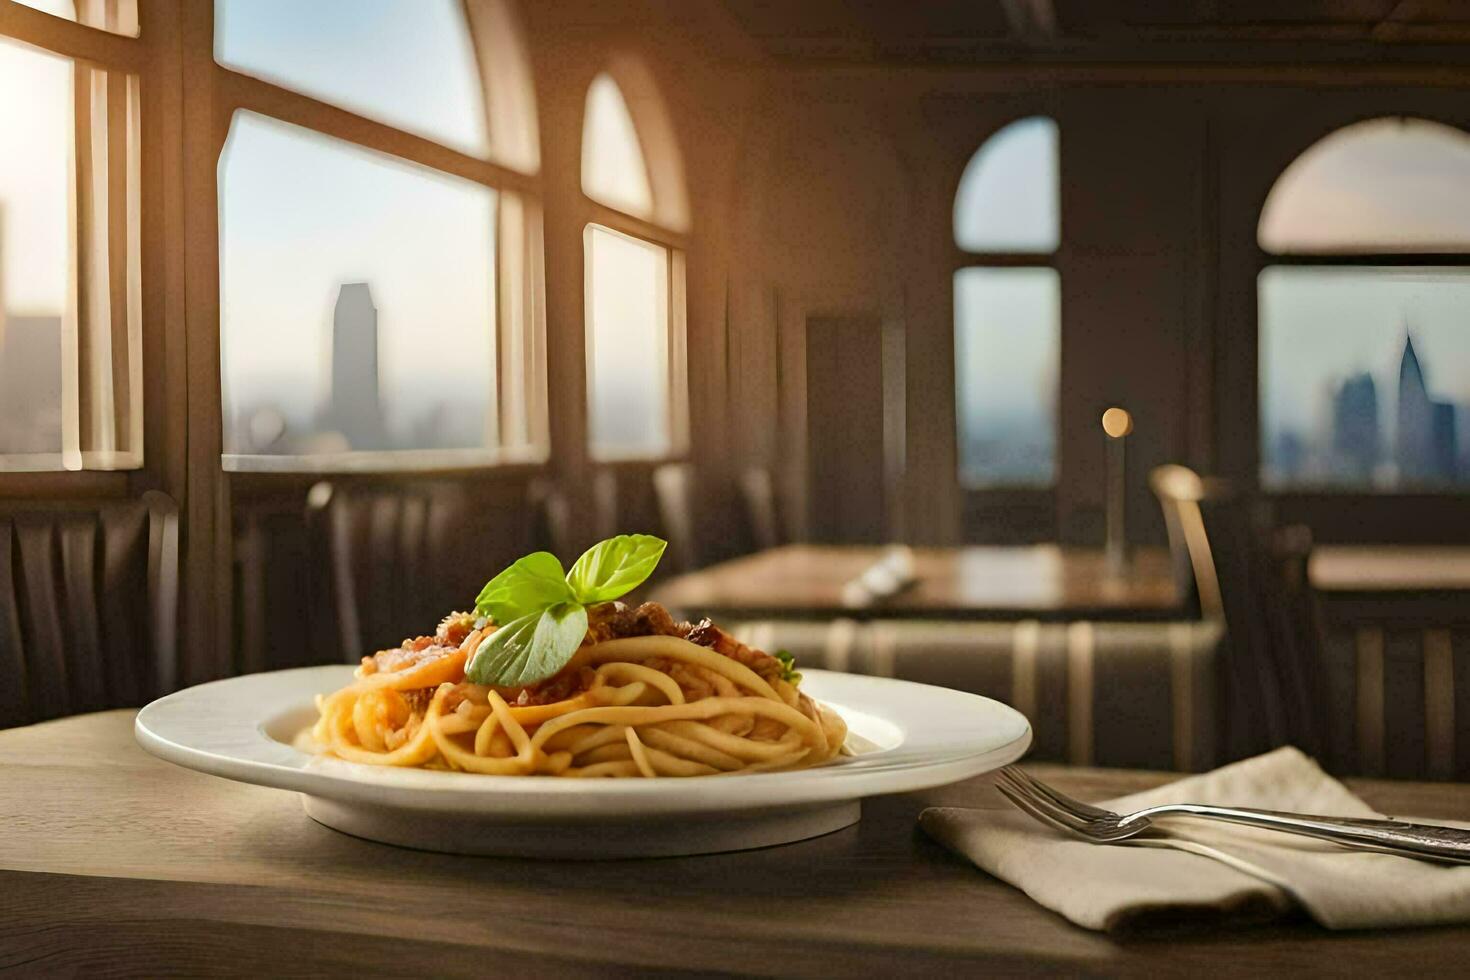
[566,534,667,604]
[474,551,574,624]
[464,602,589,687]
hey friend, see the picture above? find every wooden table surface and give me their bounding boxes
[1309,545,1470,593]
[5,711,1469,976]
[652,544,1180,622]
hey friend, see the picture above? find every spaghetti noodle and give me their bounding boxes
[311,603,848,777]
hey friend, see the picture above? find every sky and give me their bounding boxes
[215,0,489,158]
[953,267,1059,485]
[214,1,669,453]
[0,33,71,317]
[12,5,1466,470]
[1259,118,1470,252]
[214,0,496,448]
[953,117,1061,485]
[218,111,497,436]
[585,226,668,457]
[582,74,653,219]
[1260,267,1470,440]
[954,116,1059,254]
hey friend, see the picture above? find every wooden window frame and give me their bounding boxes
[952,115,1062,542]
[578,63,690,466]
[1257,131,1470,506]
[206,0,549,478]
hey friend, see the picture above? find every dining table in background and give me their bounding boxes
[1308,545,1470,599]
[6,710,1469,975]
[651,544,1182,622]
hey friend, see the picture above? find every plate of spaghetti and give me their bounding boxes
[136,535,1031,857]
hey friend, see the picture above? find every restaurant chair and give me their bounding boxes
[309,480,533,660]
[0,492,179,728]
[1153,464,1330,765]
[1148,463,1228,620]
[652,462,700,573]
[591,468,621,542]
[739,466,784,551]
[527,476,573,560]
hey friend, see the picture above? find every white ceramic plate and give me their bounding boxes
[136,665,1031,858]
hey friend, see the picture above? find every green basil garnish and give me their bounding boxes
[465,534,667,687]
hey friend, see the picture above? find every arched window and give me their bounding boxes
[581,63,688,460]
[1258,117,1470,490]
[215,0,545,468]
[952,116,1060,487]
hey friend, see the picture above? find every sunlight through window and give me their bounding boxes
[1260,118,1470,254]
[584,225,669,458]
[581,73,654,219]
[954,116,1059,254]
[0,36,71,459]
[219,112,498,464]
[953,116,1061,487]
[1260,118,1470,490]
[215,0,490,158]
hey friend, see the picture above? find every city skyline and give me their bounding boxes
[227,280,490,456]
[1261,266,1470,489]
[1267,330,1468,488]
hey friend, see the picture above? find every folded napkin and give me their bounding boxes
[921,747,1470,932]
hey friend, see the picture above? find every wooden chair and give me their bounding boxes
[308,480,533,660]
[0,492,179,728]
[1148,463,1226,621]
[739,465,783,551]
[1151,464,1330,763]
[652,462,699,573]
[526,476,572,561]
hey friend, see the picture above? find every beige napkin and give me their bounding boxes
[921,747,1470,932]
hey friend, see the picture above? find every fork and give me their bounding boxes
[995,766,1470,865]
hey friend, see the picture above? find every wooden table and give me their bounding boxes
[6,711,1468,975]
[1310,546,1470,594]
[652,544,1180,622]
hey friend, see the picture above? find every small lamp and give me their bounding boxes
[1101,407,1132,575]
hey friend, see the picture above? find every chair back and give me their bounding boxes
[1148,464,1223,620]
[739,466,783,551]
[309,480,532,659]
[1195,492,1330,761]
[526,476,572,560]
[652,462,699,573]
[0,492,178,727]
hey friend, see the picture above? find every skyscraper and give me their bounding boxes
[1395,333,1458,483]
[1330,371,1379,480]
[319,282,387,450]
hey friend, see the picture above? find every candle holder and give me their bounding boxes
[1102,407,1133,576]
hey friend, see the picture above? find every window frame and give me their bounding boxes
[209,0,549,477]
[1255,114,1470,499]
[577,62,689,465]
[0,0,147,489]
[951,113,1063,540]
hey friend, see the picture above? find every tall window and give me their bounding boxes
[1259,117,1470,490]
[952,116,1060,487]
[581,66,688,461]
[214,0,545,470]
[0,0,143,471]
